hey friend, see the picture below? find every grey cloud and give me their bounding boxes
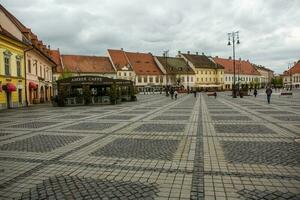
[1,0,300,73]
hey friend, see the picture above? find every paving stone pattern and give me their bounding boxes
[62,122,116,131]
[0,135,83,153]
[19,175,158,200]
[7,122,58,129]
[221,141,300,166]
[237,189,300,200]
[91,138,180,160]
[214,124,276,134]
[134,123,186,132]
[0,92,299,199]
[152,115,190,121]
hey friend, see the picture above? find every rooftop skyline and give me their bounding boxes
[2,0,300,74]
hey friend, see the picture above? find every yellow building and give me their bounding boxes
[0,25,27,109]
[179,52,224,90]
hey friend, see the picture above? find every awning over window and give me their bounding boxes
[6,83,16,92]
[29,82,38,89]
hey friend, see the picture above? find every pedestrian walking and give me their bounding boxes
[265,87,272,104]
[193,90,197,98]
[170,88,174,99]
[254,89,257,98]
[214,92,217,99]
[174,90,178,100]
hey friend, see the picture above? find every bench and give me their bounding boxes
[280,92,293,97]
[207,93,216,97]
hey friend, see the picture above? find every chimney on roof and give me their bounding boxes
[229,56,232,60]
[239,58,241,61]
[121,48,123,51]
[178,50,181,54]
[202,52,204,55]
[215,56,218,58]
[187,51,190,54]
[246,59,249,62]
[48,45,50,49]
[196,52,198,55]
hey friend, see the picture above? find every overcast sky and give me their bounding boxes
[2,0,300,73]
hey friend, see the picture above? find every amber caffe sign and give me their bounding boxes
[66,76,114,85]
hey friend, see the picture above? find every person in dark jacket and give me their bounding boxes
[254,89,258,97]
[265,87,272,104]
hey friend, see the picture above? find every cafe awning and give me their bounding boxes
[29,82,38,89]
[6,83,16,92]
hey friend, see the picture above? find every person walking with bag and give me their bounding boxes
[174,90,178,100]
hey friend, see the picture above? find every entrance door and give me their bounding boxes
[6,92,12,109]
[18,89,22,105]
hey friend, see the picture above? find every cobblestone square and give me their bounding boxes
[0,93,299,199]
[91,138,180,160]
[0,135,83,153]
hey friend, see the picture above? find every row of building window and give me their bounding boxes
[196,77,222,82]
[285,76,300,82]
[27,59,51,80]
[118,72,132,77]
[196,70,223,75]
[3,53,22,77]
[225,76,258,82]
[137,76,163,83]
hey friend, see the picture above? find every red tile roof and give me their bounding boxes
[213,57,260,75]
[107,49,131,71]
[126,52,163,75]
[61,55,115,73]
[108,49,163,75]
[283,60,300,75]
[50,50,63,73]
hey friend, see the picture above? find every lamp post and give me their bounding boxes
[227,31,240,98]
[288,64,293,91]
[163,50,169,96]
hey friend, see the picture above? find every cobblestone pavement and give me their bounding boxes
[0,91,299,199]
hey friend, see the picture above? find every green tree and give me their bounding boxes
[58,68,73,80]
[271,77,283,88]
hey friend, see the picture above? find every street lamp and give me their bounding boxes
[227,31,240,98]
[163,50,169,96]
[288,64,293,91]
